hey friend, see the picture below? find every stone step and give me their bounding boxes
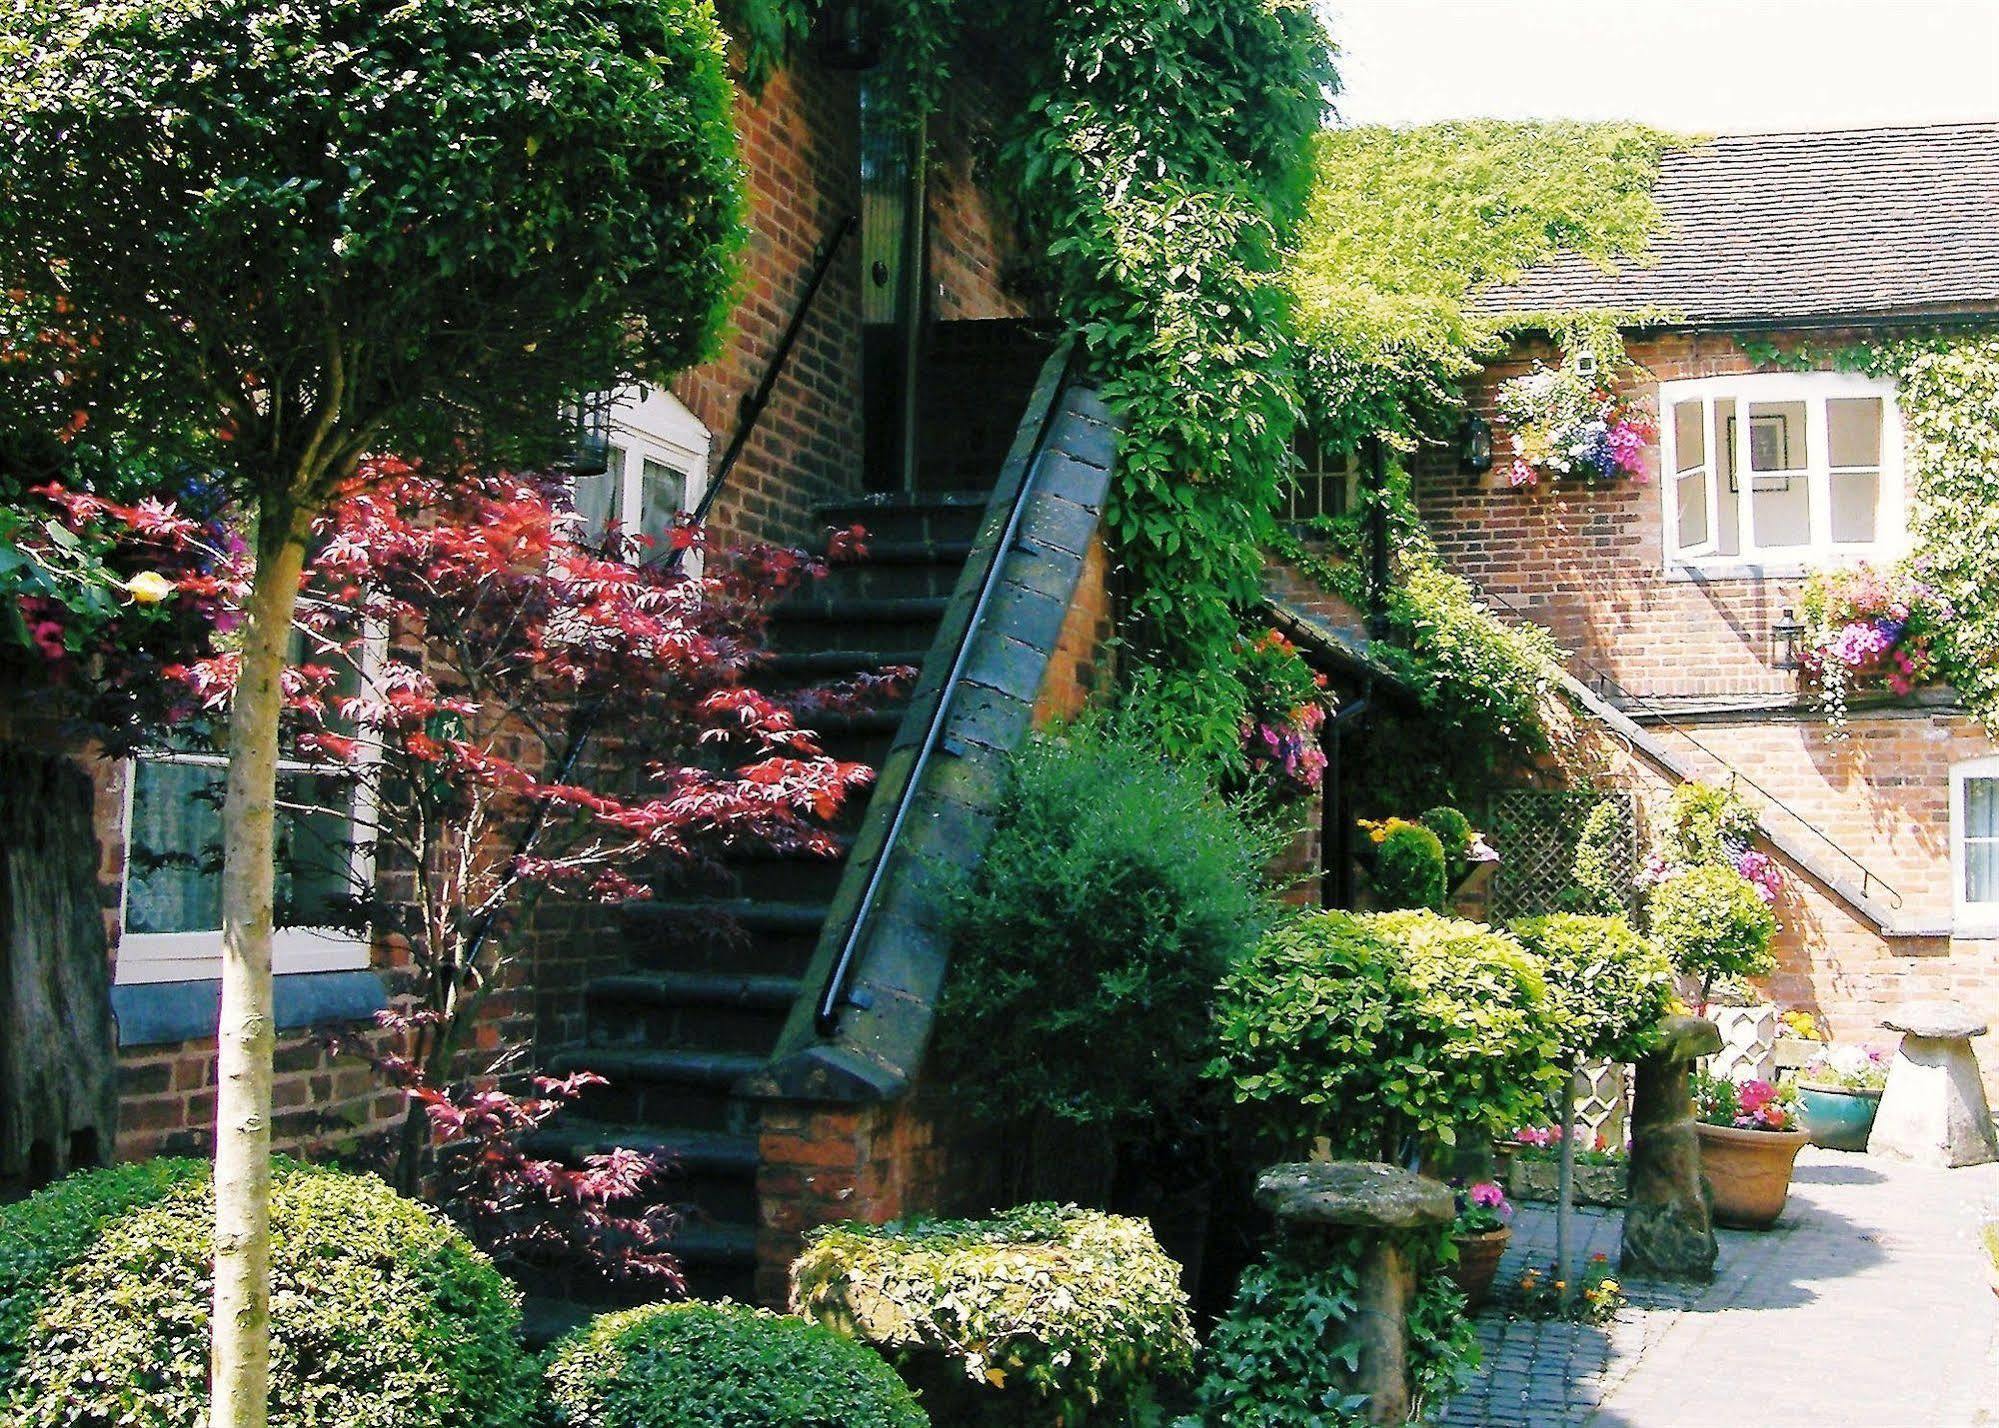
[816,539,975,600]
[768,594,952,654]
[526,1118,761,1226]
[548,1045,766,1133]
[586,971,802,1055]
[617,898,829,977]
[819,491,989,546]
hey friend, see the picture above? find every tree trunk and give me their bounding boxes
[211,522,309,1428]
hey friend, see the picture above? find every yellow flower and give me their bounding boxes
[1600,1279,1620,1294]
[123,571,174,604]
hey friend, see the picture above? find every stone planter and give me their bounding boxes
[1695,1122,1809,1229]
[1506,1156,1626,1208]
[1445,1226,1511,1312]
[1796,1083,1882,1153]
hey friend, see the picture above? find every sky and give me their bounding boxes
[1324,0,1999,133]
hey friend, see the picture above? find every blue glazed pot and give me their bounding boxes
[1797,1084,1882,1152]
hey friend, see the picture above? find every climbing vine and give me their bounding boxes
[1742,333,1999,732]
[1287,121,1686,451]
[719,0,1335,769]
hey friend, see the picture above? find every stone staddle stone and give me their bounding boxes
[1621,1016,1720,1283]
[1869,1002,1999,1169]
[1254,1161,1454,1231]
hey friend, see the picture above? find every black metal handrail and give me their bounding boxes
[813,345,1078,1037]
[458,213,857,975]
[1464,577,1905,912]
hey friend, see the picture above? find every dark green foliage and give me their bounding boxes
[544,1301,928,1428]
[0,0,744,488]
[1658,782,1759,868]
[1372,821,1448,912]
[936,724,1279,1149]
[1191,1233,1475,1426]
[1212,910,1560,1160]
[1419,805,1475,879]
[1,1161,537,1427]
[1646,864,1778,992]
[0,1158,204,1387]
[1567,799,1629,915]
[794,1205,1196,1427]
[1509,913,1674,1064]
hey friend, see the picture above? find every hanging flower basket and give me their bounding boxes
[1495,360,1655,488]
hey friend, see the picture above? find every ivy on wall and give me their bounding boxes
[1286,120,1687,451]
[717,0,1335,770]
[1744,333,1999,732]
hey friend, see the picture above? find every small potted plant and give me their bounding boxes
[1505,1126,1627,1207]
[1691,1073,1809,1229]
[1796,1044,1890,1152]
[1445,1180,1513,1311]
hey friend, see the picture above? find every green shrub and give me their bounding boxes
[1371,820,1448,911]
[1,1161,536,1427]
[1566,799,1630,915]
[1212,910,1560,1160]
[935,724,1278,1149]
[0,1158,204,1387]
[1509,913,1674,1063]
[1646,864,1778,998]
[545,1301,926,1428]
[1419,804,1475,882]
[792,1204,1196,1427]
[1193,1235,1475,1426]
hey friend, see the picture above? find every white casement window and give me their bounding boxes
[1953,756,1999,934]
[116,628,381,986]
[571,385,711,554]
[1286,432,1362,525]
[1659,372,1904,576]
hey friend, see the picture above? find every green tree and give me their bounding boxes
[0,1,742,1420]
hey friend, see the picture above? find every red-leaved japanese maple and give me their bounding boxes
[26,459,902,1284]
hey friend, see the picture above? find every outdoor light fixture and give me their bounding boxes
[1460,412,1495,474]
[1771,608,1805,671]
[815,0,881,70]
[557,394,611,477]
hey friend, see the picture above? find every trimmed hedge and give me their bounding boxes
[1214,909,1561,1159]
[792,1204,1196,1426]
[545,1301,926,1428]
[0,1161,537,1427]
[1373,821,1447,911]
[1510,913,1675,1064]
[1647,863,1777,991]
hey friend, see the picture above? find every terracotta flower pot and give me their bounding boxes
[1695,1121,1809,1229]
[1446,1226,1511,1312]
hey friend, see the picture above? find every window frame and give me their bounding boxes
[1952,755,1999,935]
[115,625,385,987]
[579,384,712,558]
[1657,371,1905,579]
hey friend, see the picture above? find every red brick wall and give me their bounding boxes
[1420,328,1894,703]
[1423,326,1999,1084]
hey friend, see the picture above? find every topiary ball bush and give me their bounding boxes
[0,1160,538,1427]
[1419,804,1475,880]
[545,1300,927,1428]
[1371,821,1448,911]
[1510,912,1675,1064]
[1646,863,1778,993]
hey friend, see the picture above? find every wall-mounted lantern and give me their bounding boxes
[1771,607,1805,670]
[815,0,882,70]
[1460,412,1495,475]
[557,394,611,477]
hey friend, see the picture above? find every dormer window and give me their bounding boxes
[1659,372,1904,575]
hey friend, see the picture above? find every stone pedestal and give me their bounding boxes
[1255,1161,1453,1425]
[1621,1015,1720,1282]
[1868,1003,1999,1169]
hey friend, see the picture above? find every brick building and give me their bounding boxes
[1418,123,1999,1079]
[5,31,1126,1310]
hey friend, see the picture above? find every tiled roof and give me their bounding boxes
[1468,122,1999,326]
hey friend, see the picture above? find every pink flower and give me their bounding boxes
[1469,1181,1508,1209]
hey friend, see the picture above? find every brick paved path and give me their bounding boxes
[1435,1148,1999,1427]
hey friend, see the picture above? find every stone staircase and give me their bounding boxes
[540,491,988,1300]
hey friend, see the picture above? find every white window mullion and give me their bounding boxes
[1701,396,1722,557]
[1804,393,1833,551]
[1732,397,1757,560]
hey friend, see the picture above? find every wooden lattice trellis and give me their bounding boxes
[1483,787,1639,921]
